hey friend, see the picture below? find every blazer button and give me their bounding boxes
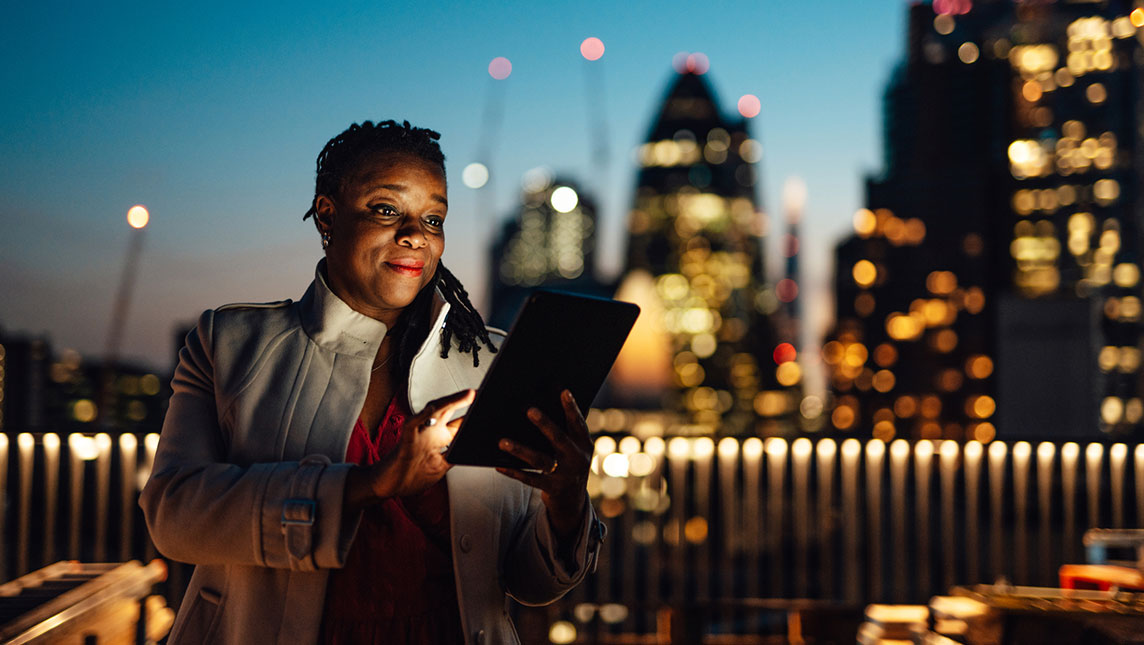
[460,534,473,553]
[474,629,485,643]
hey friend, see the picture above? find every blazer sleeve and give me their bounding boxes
[139,310,358,572]
[502,487,605,606]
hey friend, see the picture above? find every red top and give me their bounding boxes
[320,393,464,644]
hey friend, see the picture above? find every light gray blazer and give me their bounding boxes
[140,263,601,644]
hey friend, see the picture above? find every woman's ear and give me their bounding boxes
[312,195,336,235]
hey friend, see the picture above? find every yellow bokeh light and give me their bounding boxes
[832,404,855,430]
[1102,396,1124,424]
[852,260,877,287]
[873,343,898,367]
[843,343,868,367]
[927,271,957,295]
[973,422,996,443]
[872,370,895,393]
[872,421,895,442]
[1086,82,1107,104]
[126,205,150,229]
[549,621,577,644]
[853,209,877,237]
[776,361,802,386]
[1133,8,1144,28]
[933,329,958,353]
[684,516,708,543]
[1113,263,1140,287]
[958,42,979,64]
[966,355,994,379]
[894,395,917,418]
[969,395,996,419]
[73,399,97,423]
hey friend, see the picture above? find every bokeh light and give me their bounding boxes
[673,51,709,74]
[127,205,149,229]
[550,186,579,213]
[580,37,605,61]
[461,162,489,189]
[488,56,512,80]
[737,94,761,118]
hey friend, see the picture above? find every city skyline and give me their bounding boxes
[1,1,902,374]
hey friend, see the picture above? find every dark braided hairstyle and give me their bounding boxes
[303,120,497,369]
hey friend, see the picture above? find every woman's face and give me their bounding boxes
[316,151,447,327]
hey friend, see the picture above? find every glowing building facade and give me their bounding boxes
[828,0,1144,441]
[611,69,796,436]
[488,173,610,331]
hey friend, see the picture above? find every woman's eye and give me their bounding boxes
[371,205,398,217]
[425,215,444,228]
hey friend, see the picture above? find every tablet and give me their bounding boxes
[444,290,640,468]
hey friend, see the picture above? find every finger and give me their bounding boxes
[499,438,555,471]
[527,408,576,457]
[495,466,550,491]
[419,389,476,428]
[560,390,593,451]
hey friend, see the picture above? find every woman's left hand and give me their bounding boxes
[497,389,592,538]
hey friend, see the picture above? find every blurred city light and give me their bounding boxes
[461,162,489,189]
[580,37,604,61]
[126,205,149,229]
[488,56,512,80]
[737,94,761,118]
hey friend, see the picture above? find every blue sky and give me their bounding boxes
[0,1,905,370]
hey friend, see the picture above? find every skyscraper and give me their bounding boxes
[487,172,611,331]
[827,0,1144,441]
[610,66,796,436]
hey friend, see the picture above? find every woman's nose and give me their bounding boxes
[396,218,428,248]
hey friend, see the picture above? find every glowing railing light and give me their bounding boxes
[940,440,959,460]
[817,438,837,459]
[1111,443,1127,461]
[643,436,665,457]
[1013,441,1031,461]
[866,439,886,460]
[69,434,99,461]
[17,433,34,451]
[1086,442,1104,462]
[144,433,160,453]
[791,437,812,461]
[965,440,983,460]
[43,433,60,452]
[988,441,1007,460]
[766,437,788,457]
[119,433,137,452]
[742,437,764,460]
[916,440,934,459]
[692,437,715,459]
[841,438,862,460]
[890,439,910,460]
[95,433,112,452]
[1038,441,1056,460]
[1062,442,1080,461]
[594,436,617,456]
[717,437,739,459]
[668,437,690,459]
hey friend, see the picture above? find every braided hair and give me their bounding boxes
[303,120,497,369]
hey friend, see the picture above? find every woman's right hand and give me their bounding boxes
[344,389,474,511]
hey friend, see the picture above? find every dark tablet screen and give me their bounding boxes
[444,290,639,468]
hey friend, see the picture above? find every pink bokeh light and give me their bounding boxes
[488,56,512,80]
[738,94,761,118]
[580,37,605,61]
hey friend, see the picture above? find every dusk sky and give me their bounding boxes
[1,1,904,373]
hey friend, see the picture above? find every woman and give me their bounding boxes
[141,120,603,644]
